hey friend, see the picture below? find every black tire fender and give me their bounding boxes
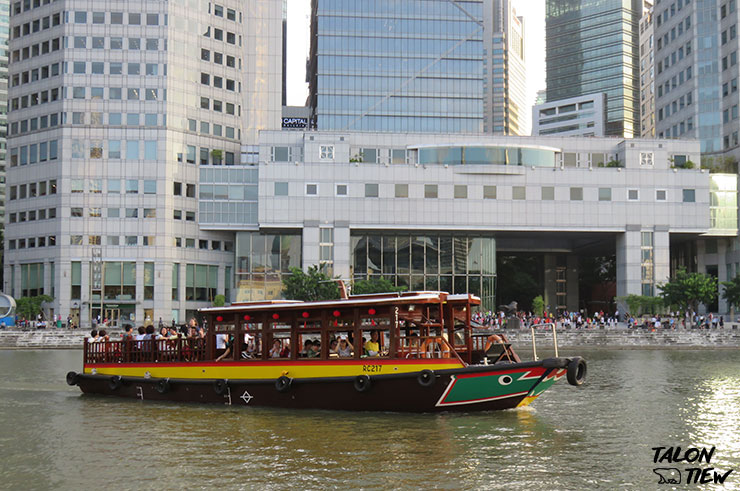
[66,371,79,386]
[417,369,436,387]
[155,379,170,394]
[275,375,292,393]
[566,357,587,386]
[213,379,228,395]
[354,374,372,392]
[108,375,123,391]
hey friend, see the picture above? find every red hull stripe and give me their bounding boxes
[84,359,463,369]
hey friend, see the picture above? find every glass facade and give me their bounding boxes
[546,0,641,137]
[235,232,302,302]
[310,0,484,133]
[417,145,558,166]
[709,174,738,233]
[198,167,259,225]
[351,233,496,309]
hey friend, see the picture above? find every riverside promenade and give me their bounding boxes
[2,325,740,349]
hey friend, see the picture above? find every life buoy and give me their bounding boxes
[417,369,435,387]
[66,371,79,386]
[213,379,228,395]
[484,335,503,352]
[155,379,170,394]
[566,357,587,386]
[275,375,292,393]
[108,375,123,391]
[354,374,371,392]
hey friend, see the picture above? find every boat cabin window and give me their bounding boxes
[297,331,321,358]
[328,330,354,358]
[268,320,292,359]
[240,319,262,359]
[214,320,237,361]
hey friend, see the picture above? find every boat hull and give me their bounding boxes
[70,358,576,412]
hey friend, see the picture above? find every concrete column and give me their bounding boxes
[616,229,642,298]
[80,260,90,327]
[567,255,579,312]
[302,221,320,268]
[57,260,71,323]
[154,261,172,326]
[654,228,671,287]
[333,221,351,281]
[717,239,729,314]
[136,262,145,326]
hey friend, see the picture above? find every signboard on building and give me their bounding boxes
[282,117,308,129]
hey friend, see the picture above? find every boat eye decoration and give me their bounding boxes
[498,375,513,385]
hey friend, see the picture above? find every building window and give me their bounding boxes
[365,183,379,198]
[570,187,583,200]
[683,189,696,202]
[640,152,654,166]
[336,184,348,196]
[628,189,639,200]
[274,182,288,196]
[656,190,667,201]
[395,184,409,198]
[454,185,468,199]
[483,185,497,199]
[306,183,318,196]
[541,186,555,201]
[424,184,438,198]
[320,145,334,160]
[512,186,526,200]
[598,188,612,201]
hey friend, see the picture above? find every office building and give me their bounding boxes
[4,0,282,326]
[639,4,655,137]
[308,0,528,135]
[532,93,607,137]
[546,0,642,138]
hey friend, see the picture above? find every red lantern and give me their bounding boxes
[216,315,224,322]
[333,310,341,317]
[302,312,310,318]
[243,314,251,321]
[368,308,376,315]
[272,313,280,320]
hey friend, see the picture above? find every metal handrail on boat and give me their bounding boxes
[529,322,559,361]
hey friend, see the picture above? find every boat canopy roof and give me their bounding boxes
[200,291,480,314]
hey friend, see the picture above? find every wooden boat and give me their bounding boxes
[67,290,586,412]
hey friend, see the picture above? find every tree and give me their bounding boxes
[531,295,544,317]
[282,266,339,301]
[657,268,717,313]
[352,277,406,295]
[213,294,226,307]
[15,294,54,321]
[721,275,740,311]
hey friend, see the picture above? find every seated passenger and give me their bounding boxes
[88,329,99,343]
[308,340,320,358]
[215,334,235,362]
[99,329,109,342]
[269,339,282,358]
[337,337,353,357]
[122,325,134,342]
[280,340,291,358]
[301,339,313,357]
[364,331,381,356]
[329,339,339,356]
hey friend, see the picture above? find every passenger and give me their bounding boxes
[122,325,134,342]
[215,334,235,361]
[364,331,381,356]
[280,339,291,358]
[308,340,320,358]
[329,339,339,356]
[242,333,256,359]
[99,329,109,342]
[337,337,353,357]
[88,329,99,343]
[158,326,168,340]
[301,339,313,357]
[269,339,282,358]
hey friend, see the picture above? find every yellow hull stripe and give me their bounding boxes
[84,360,464,380]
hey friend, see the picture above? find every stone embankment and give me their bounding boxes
[2,327,740,350]
[505,327,740,350]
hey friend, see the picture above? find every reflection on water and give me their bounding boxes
[1,349,739,489]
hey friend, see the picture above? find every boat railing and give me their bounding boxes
[470,332,520,363]
[529,322,559,361]
[396,335,464,363]
[84,338,207,364]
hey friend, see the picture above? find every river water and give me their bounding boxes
[1,348,739,490]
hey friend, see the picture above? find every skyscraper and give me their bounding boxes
[639,4,655,138]
[308,0,528,135]
[546,0,643,138]
[5,0,282,326]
